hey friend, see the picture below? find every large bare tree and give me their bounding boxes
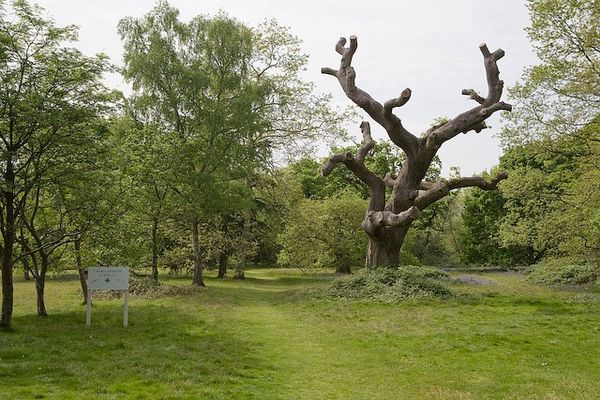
[321,36,511,267]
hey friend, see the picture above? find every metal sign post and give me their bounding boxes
[86,267,129,327]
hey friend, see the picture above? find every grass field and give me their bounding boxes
[1,268,600,399]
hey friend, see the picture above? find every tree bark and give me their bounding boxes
[0,247,14,330]
[191,219,205,286]
[74,239,88,304]
[365,225,411,267]
[32,253,49,317]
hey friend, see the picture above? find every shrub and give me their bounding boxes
[327,265,451,303]
[527,258,600,286]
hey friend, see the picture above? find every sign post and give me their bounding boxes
[86,267,129,327]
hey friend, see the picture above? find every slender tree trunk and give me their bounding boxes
[35,254,49,317]
[23,261,30,281]
[0,243,14,330]
[35,276,47,317]
[191,219,205,286]
[1,158,15,330]
[217,252,228,279]
[20,229,31,281]
[151,218,159,281]
[74,239,87,304]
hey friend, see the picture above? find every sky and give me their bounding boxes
[34,0,538,177]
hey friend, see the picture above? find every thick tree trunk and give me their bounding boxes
[217,252,228,279]
[74,239,87,304]
[366,238,401,267]
[365,225,410,268]
[191,219,205,286]
[151,218,159,282]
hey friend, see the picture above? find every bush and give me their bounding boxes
[327,265,451,303]
[527,258,600,286]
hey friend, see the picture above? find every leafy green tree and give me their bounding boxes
[119,5,263,286]
[460,180,530,267]
[490,0,599,268]
[106,116,177,282]
[278,191,367,274]
[502,0,599,146]
[119,3,344,284]
[18,116,114,314]
[251,170,304,267]
[499,119,599,262]
[0,0,114,327]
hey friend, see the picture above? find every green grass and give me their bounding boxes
[1,269,600,399]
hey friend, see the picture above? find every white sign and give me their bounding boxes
[86,267,129,327]
[88,267,129,290]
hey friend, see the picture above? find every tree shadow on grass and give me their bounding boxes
[1,303,284,399]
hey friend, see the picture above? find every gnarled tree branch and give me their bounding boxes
[362,206,421,236]
[383,88,412,118]
[415,171,508,210]
[322,36,419,157]
[320,36,513,267]
[322,121,385,211]
[462,89,485,104]
[383,172,397,188]
[426,43,513,146]
[355,121,374,163]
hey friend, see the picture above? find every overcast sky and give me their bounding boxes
[35,0,538,176]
